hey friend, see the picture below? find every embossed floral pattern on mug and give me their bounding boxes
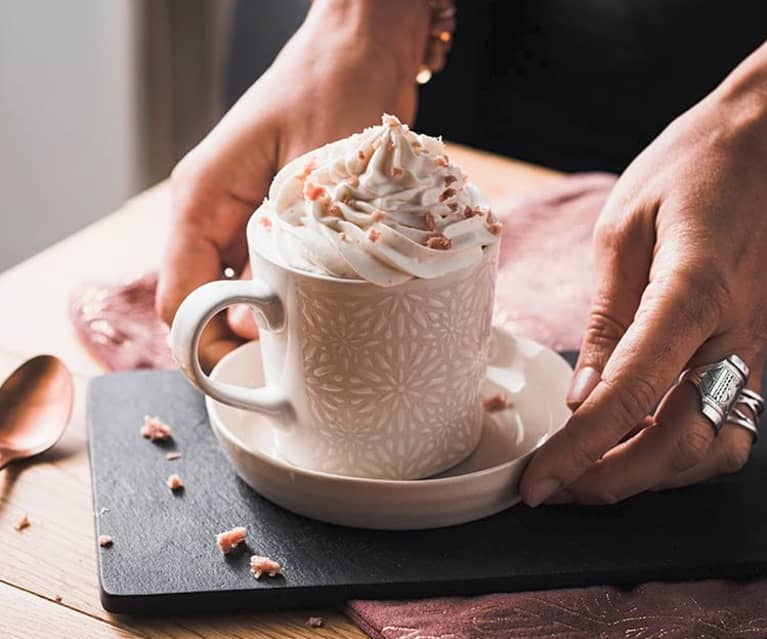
[296,256,497,478]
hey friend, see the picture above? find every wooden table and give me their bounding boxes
[0,145,560,638]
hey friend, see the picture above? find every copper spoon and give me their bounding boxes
[0,355,74,470]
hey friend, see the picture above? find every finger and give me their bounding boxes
[544,381,715,505]
[521,265,722,507]
[548,341,761,504]
[652,422,754,491]
[654,352,764,490]
[157,228,224,326]
[568,202,655,410]
[227,264,260,340]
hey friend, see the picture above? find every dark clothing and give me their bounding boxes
[228,1,767,174]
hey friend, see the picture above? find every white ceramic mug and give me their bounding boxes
[171,215,499,479]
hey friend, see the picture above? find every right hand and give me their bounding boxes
[156,0,429,369]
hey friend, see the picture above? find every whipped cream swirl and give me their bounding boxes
[257,114,501,286]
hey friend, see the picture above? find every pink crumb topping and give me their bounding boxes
[14,514,30,532]
[302,159,316,176]
[165,451,182,461]
[435,155,448,167]
[216,526,247,554]
[425,235,452,250]
[370,210,386,223]
[382,114,399,127]
[464,206,482,218]
[166,474,184,491]
[391,167,403,177]
[141,415,172,441]
[444,174,458,185]
[486,211,503,235]
[258,216,272,229]
[98,534,113,547]
[303,182,327,201]
[250,555,281,579]
[439,188,457,202]
[482,392,510,413]
[424,212,436,231]
[368,228,382,242]
[306,617,324,628]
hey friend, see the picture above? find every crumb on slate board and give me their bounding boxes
[166,473,184,491]
[250,555,281,579]
[141,415,172,442]
[216,526,247,554]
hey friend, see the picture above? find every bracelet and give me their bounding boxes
[416,0,456,84]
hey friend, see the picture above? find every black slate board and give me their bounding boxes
[87,354,767,614]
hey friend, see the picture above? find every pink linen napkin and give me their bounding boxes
[71,173,767,638]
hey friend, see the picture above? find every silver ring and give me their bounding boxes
[679,354,749,433]
[738,388,765,418]
[727,409,760,442]
[726,388,764,443]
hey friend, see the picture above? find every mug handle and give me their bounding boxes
[170,278,294,422]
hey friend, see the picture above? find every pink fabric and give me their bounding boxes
[70,272,175,370]
[345,581,767,639]
[72,174,767,638]
[494,173,614,351]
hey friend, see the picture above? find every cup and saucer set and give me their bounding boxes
[171,216,572,530]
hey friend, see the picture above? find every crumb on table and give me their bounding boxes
[482,392,510,413]
[165,451,182,461]
[98,534,113,547]
[306,616,324,628]
[250,555,281,579]
[14,514,30,532]
[54,594,63,603]
[141,415,172,442]
[216,526,247,555]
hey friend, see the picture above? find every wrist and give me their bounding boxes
[306,0,430,89]
[704,42,767,149]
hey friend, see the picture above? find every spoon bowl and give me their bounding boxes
[0,355,74,469]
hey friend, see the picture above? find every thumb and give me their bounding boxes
[227,264,261,340]
[568,210,653,410]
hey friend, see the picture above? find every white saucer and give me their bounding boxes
[207,326,572,530]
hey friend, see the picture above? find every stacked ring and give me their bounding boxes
[727,388,765,442]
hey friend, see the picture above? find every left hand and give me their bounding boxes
[520,46,767,506]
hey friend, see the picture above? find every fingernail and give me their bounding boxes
[524,478,561,508]
[567,366,601,409]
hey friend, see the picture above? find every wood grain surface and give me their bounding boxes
[0,145,561,637]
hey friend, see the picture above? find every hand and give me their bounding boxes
[520,43,767,506]
[156,0,429,369]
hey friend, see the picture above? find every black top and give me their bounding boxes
[227,1,767,173]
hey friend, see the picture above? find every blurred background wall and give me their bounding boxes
[0,0,232,272]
